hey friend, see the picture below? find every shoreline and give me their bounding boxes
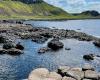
[0,18,100,22]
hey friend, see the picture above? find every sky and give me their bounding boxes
[44,0,100,13]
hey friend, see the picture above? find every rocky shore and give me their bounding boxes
[28,64,100,80]
[0,20,100,79]
[0,20,100,54]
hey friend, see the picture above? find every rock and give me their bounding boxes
[38,47,51,54]
[7,48,23,55]
[82,64,94,71]
[65,70,84,80]
[0,36,7,43]
[3,42,15,49]
[65,48,71,51]
[28,68,49,80]
[62,76,76,80]
[15,42,24,50]
[57,66,70,77]
[0,49,7,54]
[48,39,64,50]
[83,54,94,61]
[93,41,100,47]
[32,36,48,44]
[84,70,98,80]
[47,72,62,80]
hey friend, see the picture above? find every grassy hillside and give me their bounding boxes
[0,1,71,20]
[0,1,99,20]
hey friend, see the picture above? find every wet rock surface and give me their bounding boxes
[28,64,100,80]
[83,54,95,61]
[48,39,64,50]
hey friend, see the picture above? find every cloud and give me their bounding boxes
[44,0,100,13]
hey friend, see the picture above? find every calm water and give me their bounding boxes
[25,19,100,37]
[0,20,100,80]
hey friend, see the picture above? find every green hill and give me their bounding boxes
[0,0,71,20]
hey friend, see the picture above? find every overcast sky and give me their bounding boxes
[44,0,100,13]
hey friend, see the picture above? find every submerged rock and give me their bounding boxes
[65,48,71,51]
[38,47,51,54]
[48,39,64,50]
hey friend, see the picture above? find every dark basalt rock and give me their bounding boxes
[48,39,64,50]
[15,42,24,50]
[7,48,23,55]
[0,48,23,55]
[3,42,15,49]
[83,54,94,61]
[93,41,100,47]
[0,36,7,43]
[65,48,71,50]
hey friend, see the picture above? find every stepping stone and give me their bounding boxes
[82,64,94,71]
[85,70,98,80]
[66,70,84,80]
[62,76,76,80]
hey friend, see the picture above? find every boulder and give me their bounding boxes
[82,64,94,71]
[84,70,98,80]
[48,39,64,50]
[28,68,49,80]
[15,42,24,50]
[62,77,76,80]
[93,41,100,47]
[83,54,94,61]
[3,42,15,49]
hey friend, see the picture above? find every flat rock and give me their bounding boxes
[85,70,98,80]
[66,70,84,80]
[82,64,94,71]
[47,72,62,80]
[62,76,76,80]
